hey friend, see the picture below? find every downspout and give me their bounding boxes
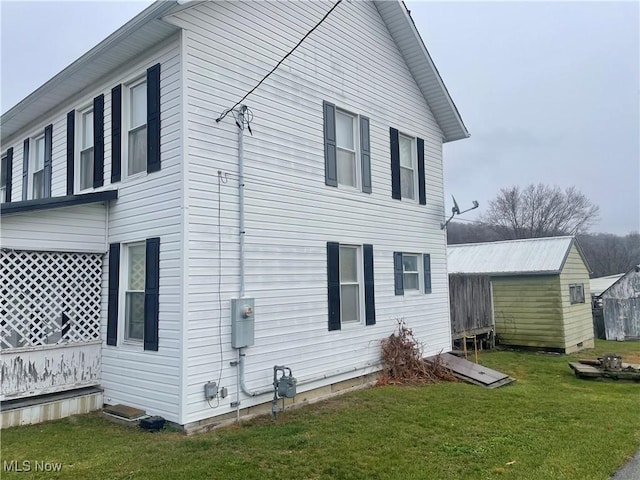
[235,105,247,422]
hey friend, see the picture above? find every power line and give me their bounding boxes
[216,0,343,123]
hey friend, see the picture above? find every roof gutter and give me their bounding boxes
[1,1,177,127]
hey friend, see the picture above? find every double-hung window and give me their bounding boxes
[31,135,46,199]
[402,254,420,291]
[323,101,371,193]
[569,284,585,304]
[0,155,7,203]
[124,243,146,342]
[79,108,94,191]
[336,110,358,188]
[128,80,147,176]
[339,246,362,323]
[327,242,376,330]
[399,134,416,200]
[394,252,432,295]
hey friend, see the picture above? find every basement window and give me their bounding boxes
[569,284,585,304]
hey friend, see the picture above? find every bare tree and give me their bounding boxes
[578,232,640,277]
[481,184,599,239]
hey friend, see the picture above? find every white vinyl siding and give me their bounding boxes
[169,0,449,426]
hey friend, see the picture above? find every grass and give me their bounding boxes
[1,340,639,479]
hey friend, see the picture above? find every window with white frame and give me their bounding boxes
[127,79,147,176]
[0,155,7,203]
[569,284,585,304]
[399,134,415,200]
[335,110,358,188]
[124,242,146,341]
[78,107,94,191]
[402,254,420,291]
[339,245,362,323]
[31,135,46,199]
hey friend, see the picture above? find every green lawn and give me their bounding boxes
[2,340,639,480]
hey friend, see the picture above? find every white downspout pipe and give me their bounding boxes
[235,105,247,423]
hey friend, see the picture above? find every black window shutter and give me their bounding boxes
[390,127,400,200]
[363,244,375,325]
[424,254,432,294]
[43,124,53,198]
[107,243,120,346]
[111,85,122,183]
[93,94,105,188]
[144,237,161,351]
[417,137,426,205]
[327,241,341,331]
[5,148,13,202]
[22,139,29,201]
[66,111,75,195]
[146,64,161,173]
[360,116,371,193]
[393,251,404,295]
[323,101,337,187]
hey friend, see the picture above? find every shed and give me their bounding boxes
[596,266,640,341]
[447,237,594,353]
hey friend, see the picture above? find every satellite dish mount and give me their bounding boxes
[441,195,479,229]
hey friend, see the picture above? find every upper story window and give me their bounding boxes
[390,128,426,204]
[31,135,46,200]
[128,79,147,176]
[399,134,416,200]
[79,108,94,192]
[323,101,371,193]
[336,110,358,188]
[0,155,7,203]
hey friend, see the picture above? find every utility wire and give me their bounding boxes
[216,0,343,123]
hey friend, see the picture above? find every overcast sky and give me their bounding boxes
[2,1,638,235]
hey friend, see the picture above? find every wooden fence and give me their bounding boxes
[449,274,494,339]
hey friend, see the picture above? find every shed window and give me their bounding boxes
[569,284,585,304]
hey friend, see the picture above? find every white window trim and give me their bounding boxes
[76,105,95,193]
[0,155,7,203]
[335,108,360,190]
[28,134,46,200]
[402,252,422,294]
[119,241,146,345]
[399,133,417,202]
[123,75,147,180]
[339,244,365,327]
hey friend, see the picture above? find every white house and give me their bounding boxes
[0,0,468,430]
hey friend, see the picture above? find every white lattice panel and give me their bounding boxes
[1,249,103,349]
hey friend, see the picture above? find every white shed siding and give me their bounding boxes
[167,0,450,424]
[100,37,184,422]
[0,204,107,253]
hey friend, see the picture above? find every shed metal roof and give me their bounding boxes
[1,1,468,145]
[447,236,586,276]
[589,274,625,297]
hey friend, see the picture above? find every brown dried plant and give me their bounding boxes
[378,319,456,385]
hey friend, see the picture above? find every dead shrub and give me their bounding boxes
[378,319,456,385]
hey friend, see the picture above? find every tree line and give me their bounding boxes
[446,184,639,278]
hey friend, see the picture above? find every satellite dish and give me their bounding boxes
[452,195,460,215]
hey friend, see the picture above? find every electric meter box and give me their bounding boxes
[231,298,255,348]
